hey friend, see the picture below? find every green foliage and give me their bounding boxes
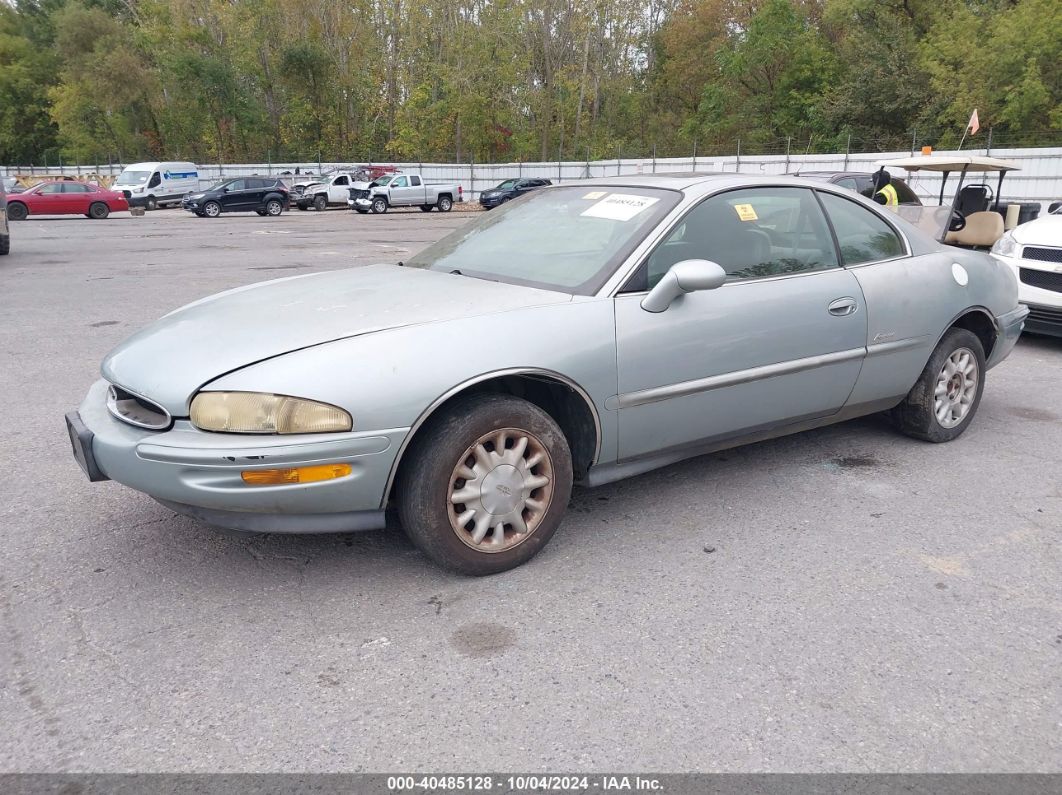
[0,0,1058,165]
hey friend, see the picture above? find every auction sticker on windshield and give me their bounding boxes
[734,203,758,221]
[581,193,660,221]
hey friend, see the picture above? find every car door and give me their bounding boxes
[219,179,248,211]
[330,175,349,203]
[613,186,868,460]
[62,182,93,213]
[33,183,66,214]
[388,175,412,205]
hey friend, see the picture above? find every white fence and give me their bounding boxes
[5,146,1061,211]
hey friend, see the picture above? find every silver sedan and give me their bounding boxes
[67,174,1028,574]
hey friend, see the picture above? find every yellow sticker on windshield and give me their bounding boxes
[734,203,758,221]
[583,191,607,200]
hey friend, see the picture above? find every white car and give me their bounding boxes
[991,207,1062,337]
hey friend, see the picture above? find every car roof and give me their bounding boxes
[569,172,856,194]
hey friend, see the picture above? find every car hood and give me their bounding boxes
[1012,214,1062,247]
[101,264,572,415]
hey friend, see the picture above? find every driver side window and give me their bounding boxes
[632,187,839,291]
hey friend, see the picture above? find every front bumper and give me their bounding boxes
[69,379,405,533]
[992,253,1062,338]
[479,195,505,208]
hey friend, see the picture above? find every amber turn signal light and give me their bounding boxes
[241,463,352,485]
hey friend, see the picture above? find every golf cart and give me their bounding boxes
[876,155,1021,249]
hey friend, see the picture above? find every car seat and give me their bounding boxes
[944,211,1004,248]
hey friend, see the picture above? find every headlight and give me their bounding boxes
[190,392,352,434]
[991,231,1021,258]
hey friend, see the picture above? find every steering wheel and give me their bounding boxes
[948,209,967,232]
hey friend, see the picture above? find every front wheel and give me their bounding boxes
[891,328,986,442]
[203,201,221,218]
[88,202,110,219]
[397,394,573,575]
[7,202,27,221]
[371,197,388,214]
[313,195,327,212]
[265,199,283,216]
[436,195,453,212]
[145,195,158,211]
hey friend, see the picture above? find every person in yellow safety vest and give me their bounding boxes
[872,167,899,206]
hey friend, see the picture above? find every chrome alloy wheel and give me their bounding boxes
[447,428,554,553]
[934,347,979,429]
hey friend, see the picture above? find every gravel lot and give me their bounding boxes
[1,208,1060,773]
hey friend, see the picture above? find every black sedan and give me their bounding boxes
[478,177,552,209]
[182,177,290,217]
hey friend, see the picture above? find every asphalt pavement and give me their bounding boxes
[1,207,1059,772]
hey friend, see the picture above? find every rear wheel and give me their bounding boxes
[437,195,453,212]
[7,202,27,221]
[891,328,986,442]
[313,195,327,212]
[397,394,573,575]
[203,201,221,218]
[88,202,110,220]
[420,204,433,212]
[371,197,388,214]
[265,199,283,216]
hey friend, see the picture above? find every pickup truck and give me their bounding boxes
[294,172,358,211]
[348,173,462,214]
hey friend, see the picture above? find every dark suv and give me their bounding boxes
[182,177,290,218]
[479,178,552,209]
[791,171,922,205]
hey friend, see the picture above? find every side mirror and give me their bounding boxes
[641,259,727,313]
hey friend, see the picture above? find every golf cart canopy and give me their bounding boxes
[877,155,1019,173]
[876,155,1021,246]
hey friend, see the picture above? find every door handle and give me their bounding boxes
[828,297,858,317]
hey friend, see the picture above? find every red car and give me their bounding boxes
[5,181,129,220]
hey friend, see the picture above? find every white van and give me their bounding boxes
[112,161,199,209]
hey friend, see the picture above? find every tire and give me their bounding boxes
[88,202,110,220]
[891,328,986,443]
[420,204,433,212]
[203,201,221,218]
[7,202,27,221]
[355,209,368,214]
[194,212,206,217]
[0,234,9,255]
[397,394,573,576]
[145,195,158,211]
[371,197,388,214]
[297,204,308,211]
[436,195,453,212]
[265,199,283,216]
[313,195,327,212]
[255,209,267,216]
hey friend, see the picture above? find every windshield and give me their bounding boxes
[405,185,680,295]
[370,176,393,187]
[208,179,232,191]
[115,169,151,186]
[495,179,518,190]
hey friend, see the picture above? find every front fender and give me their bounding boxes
[203,298,620,464]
